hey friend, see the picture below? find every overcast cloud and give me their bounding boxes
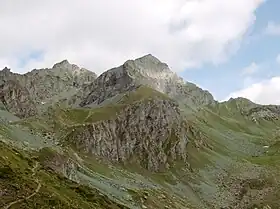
[0,0,264,74]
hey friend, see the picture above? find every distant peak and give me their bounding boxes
[228,97,252,103]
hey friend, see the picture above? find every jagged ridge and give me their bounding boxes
[0,61,97,117]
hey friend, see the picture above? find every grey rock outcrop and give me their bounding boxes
[0,79,37,118]
[38,147,79,182]
[22,60,97,106]
[246,105,280,121]
[67,98,188,171]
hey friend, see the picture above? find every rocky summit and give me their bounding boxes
[0,55,280,209]
[79,54,214,109]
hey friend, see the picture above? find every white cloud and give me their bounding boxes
[226,77,280,105]
[0,0,264,74]
[265,22,280,36]
[241,62,260,76]
[276,54,280,64]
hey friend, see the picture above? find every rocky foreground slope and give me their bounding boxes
[0,55,280,209]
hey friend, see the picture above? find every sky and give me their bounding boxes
[0,0,279,104]
[181,0,280,104]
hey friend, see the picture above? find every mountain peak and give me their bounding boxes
[52,59,71,69]
[135,54,162,63]
[80,53,214,108]
[2,67,11,72]
[122,54,171,79]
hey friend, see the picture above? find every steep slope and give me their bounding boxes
[16,92,280,208]
[0,142,128,209]
[188,98,280,208]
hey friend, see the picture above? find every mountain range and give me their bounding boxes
[0,54,279,209]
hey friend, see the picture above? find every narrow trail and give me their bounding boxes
[3,162,41,209]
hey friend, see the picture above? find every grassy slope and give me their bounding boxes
[184,100,280,208]
[0,141,128,209]
[2,86,195,209]
[2,88,280,208]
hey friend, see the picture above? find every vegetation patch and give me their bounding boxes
[119,85,170,104]
[0,142,128,209]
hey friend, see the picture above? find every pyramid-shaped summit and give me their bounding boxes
[134,54,164,64]
[124,54,171,76]
[79,54,215,108]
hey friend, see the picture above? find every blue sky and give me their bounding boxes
[180,0,280,101]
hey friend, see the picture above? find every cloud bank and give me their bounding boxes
[0,0,264,74]
[228,53,280,105]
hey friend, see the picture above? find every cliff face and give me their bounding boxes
[0,79,37,118]
[66,96,188,172]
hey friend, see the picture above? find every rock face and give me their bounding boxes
[38,147,79,182]
[80,54,215,109]
[21,60,97,106]
[0,60,97,117]
[0,79,37,118]
[68,98,188,171]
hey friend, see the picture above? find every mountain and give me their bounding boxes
[0,60,97,118]
[0,55,279,209]
[78,54,214,109]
